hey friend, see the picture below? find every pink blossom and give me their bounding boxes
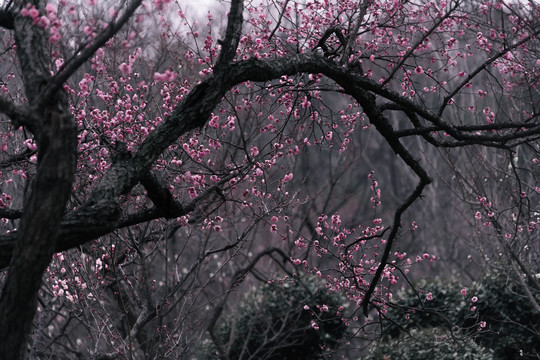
[325,131,333,140]
[282,173,293,182]
[475,211,482,219]
[28,8,40,22]
[23,139,37,151]
[187,187,197,199]
[118,63,132,75]
[155,0,172,10]
[471,296,478,303]
[208,115,220,128]
[154,70,177,82]
[55,58,64,70]
[461,288,467,296]
[38,16,50,29]
[45,3,56,15]
[426,292,433,301]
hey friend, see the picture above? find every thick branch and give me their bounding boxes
[337,83,432,316]
[0,208,22,219]
[0,9,13,29]
[140,172,185,218]
[0,100,77,358]
[215,0,244,67]
[0,95,37,132]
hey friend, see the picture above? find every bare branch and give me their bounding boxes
[0,148,36,169]
[341,0,371,64]
[267,0,289,42]
[439,27,540,116]
[382,1,461,86]
[41,0,143,104]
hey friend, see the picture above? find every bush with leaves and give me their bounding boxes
[363,327,494,360]
[468,272,540,359]
[203,275,348,360]
[375,273,540,359]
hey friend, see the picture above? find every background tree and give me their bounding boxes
[0,0,538,359]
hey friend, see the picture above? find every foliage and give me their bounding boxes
[468,273,540,359]
[363,327,494,360]
[378,273,540,359]
[204,275,348,360]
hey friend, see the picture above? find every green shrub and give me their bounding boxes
[467,272,540,359]
[204,275,348,360]
[363,327,494,360]
[376,273,540,359]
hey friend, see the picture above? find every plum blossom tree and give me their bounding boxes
[0,0,538,358]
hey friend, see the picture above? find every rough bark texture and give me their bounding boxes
[0,12,77,358]
[0,2,139,358]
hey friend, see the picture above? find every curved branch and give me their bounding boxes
[140,172,186,218]
[0,95,37,132]
[0,54,537,271]
[207,247,291,357]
